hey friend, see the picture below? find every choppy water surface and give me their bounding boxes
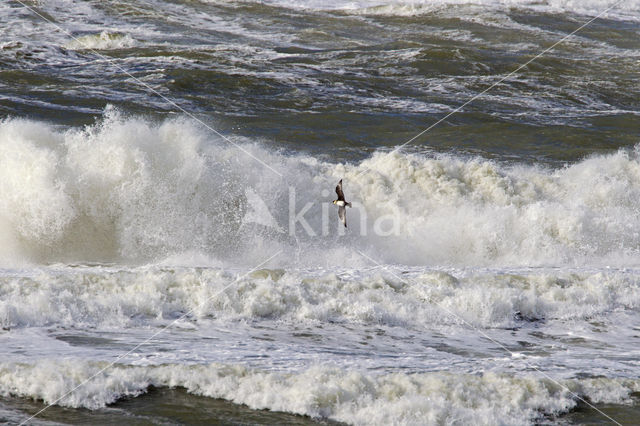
[1,0,640,424]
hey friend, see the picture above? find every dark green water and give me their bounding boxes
[1,387,339,425]
[2,1,640,425]
[3,388,639,425]
[2,1,639,165]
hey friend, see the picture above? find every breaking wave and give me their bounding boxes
[2,107,640,268]
[65,31,138,50]
[1,359,638,425]
[1,266,639,330]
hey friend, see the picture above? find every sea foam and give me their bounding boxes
[2,108,640,268]
[65,31,138,50]
[1,359,638,425]
[0,266,638,329]
[256,0,640,20]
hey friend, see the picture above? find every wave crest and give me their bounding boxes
[2,109,640,267]
[1,359,638,424]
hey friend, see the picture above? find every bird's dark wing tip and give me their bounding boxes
[335,179,345,200]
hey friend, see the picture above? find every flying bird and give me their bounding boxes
[332,179,352,227]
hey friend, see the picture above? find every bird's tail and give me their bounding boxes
[346,202,352,208]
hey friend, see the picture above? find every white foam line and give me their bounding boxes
[355,249,623,426]
[18,250,282,425]
[13,0,284,178]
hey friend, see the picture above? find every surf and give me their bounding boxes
[2,107,640,268]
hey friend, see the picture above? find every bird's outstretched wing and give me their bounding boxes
[335,179,345,201]
[338,205,347,227]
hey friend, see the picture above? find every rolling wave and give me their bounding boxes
[2,108,640,267]
[0,265,638,329]
[1,359,638,424]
